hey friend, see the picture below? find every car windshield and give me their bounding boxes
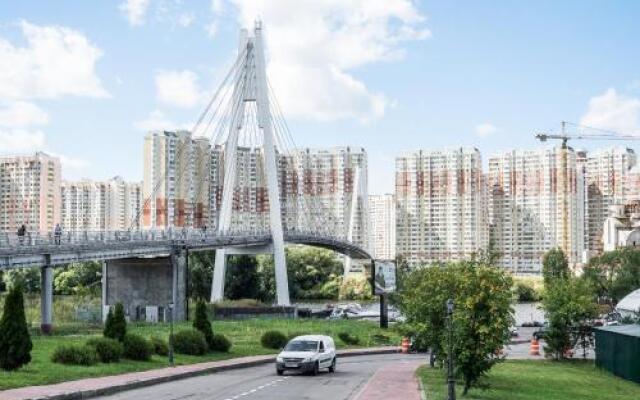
[284,340,318,352]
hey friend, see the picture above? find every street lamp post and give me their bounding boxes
[168,302,175,367]
[447,298,456,400]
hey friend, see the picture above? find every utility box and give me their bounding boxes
[595,325,640,384]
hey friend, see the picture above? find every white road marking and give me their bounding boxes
[221,376,291,400]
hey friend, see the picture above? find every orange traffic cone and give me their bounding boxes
[529,338,540,356]
[401,337,410,354]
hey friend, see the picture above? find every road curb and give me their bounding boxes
[3,347,400,400]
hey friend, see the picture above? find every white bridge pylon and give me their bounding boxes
[209,22,290,305]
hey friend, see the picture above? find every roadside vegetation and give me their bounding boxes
[419,360,640,400]
[0,317,399,390]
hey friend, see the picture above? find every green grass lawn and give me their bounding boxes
[0,318,400,390]
[419,360,640,400]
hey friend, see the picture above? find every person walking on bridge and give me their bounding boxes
[17,224,26,245]
[54,223,62,245]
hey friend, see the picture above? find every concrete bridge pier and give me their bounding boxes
[40,255,53,334]
[103,247,187,322]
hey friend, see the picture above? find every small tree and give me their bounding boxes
[542,248,570,288]
[542,278,597,360]
[104,302,127,342]
[451,264,514,395]
[0,285,33,370]
[193,301,214,349]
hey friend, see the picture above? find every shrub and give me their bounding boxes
[51,344,98,366]
[123,333,153,361]
[86,337,123,363]
[338,332,360,345]
[193,301,215,349]
[104,303,127,342]
[514,282,540,302]
[209,333,232,352]
[261,330,288,349]
[0,285,33,370]
[173,329,208,355]
[150,336,169,356]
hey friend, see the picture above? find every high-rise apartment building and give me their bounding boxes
[584,147,636,254]
[368,194,396,260]
[0,152,61,234]
[61,177,142,231]
[296,147,368,249]
[395,148,487,266]
[142,130,210,228]
[488,147,585,273]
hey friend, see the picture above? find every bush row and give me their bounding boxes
[259,330,365,349]
[52,331,231,366]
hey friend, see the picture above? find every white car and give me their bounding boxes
[275,335,336,376]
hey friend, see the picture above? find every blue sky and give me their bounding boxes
[0,1,639,194]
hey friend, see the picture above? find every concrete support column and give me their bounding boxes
[40,256,53,334]
[101,261,108,321]
[171,247,187,321]
[211,249,226,303]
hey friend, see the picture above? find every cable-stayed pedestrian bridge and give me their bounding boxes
[0,229,371,270]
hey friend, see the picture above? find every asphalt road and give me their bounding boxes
[95,353,425,400]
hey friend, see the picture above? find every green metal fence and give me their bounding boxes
[595,325,640,384]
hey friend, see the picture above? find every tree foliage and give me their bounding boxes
[257,246,344,301]
[397,262,514,393]
[104,303,127,342]
[193,301,215,349]
[582,248,640,305]
[542,248,570,288]
[542,278,598,360]
[53,262,102,296]
[338,275,372,300]
[3,269,40,293]
[0,285,33,370]
[188,251,214,301]
[225,255,261,300]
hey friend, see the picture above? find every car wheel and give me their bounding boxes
[312,362,319,376]
[329,358,336,373]
[276,369,284,376]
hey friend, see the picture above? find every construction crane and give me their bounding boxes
[536,121,640,148]
[535,121,640,264]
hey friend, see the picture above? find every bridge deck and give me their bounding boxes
[0,230,371,269]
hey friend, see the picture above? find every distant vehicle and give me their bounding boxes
[275,335,336,376]
[533,322,549,341]
[510,326,519,337]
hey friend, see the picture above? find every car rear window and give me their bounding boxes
[284,340,318,352]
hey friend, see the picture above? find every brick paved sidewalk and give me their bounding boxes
[0,347,399,400]
[354,359,424,400]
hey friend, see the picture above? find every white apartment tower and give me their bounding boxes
[369,194,396,260]
[142,130,210,228]
[61,177,142,231]
[488,147,585,273]
[395,148,488,266]
[296,147,369,249]
[0,152,61,234]
[584,147,636,254]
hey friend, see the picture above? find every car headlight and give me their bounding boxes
[303,357,311,362]
[276,357,283,363]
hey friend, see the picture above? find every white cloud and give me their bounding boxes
[0,21,108,100]
[134,109,191,131]
[580,88,640,135]
[55,154,90,170]
[0,101,49,127]
[177,12,195,28]
[475,123,497,138]
[205,21,218,38]
[119,0,151,26]
[225,0,430,122]
[0,129,45,153]
[155,69,205,108]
